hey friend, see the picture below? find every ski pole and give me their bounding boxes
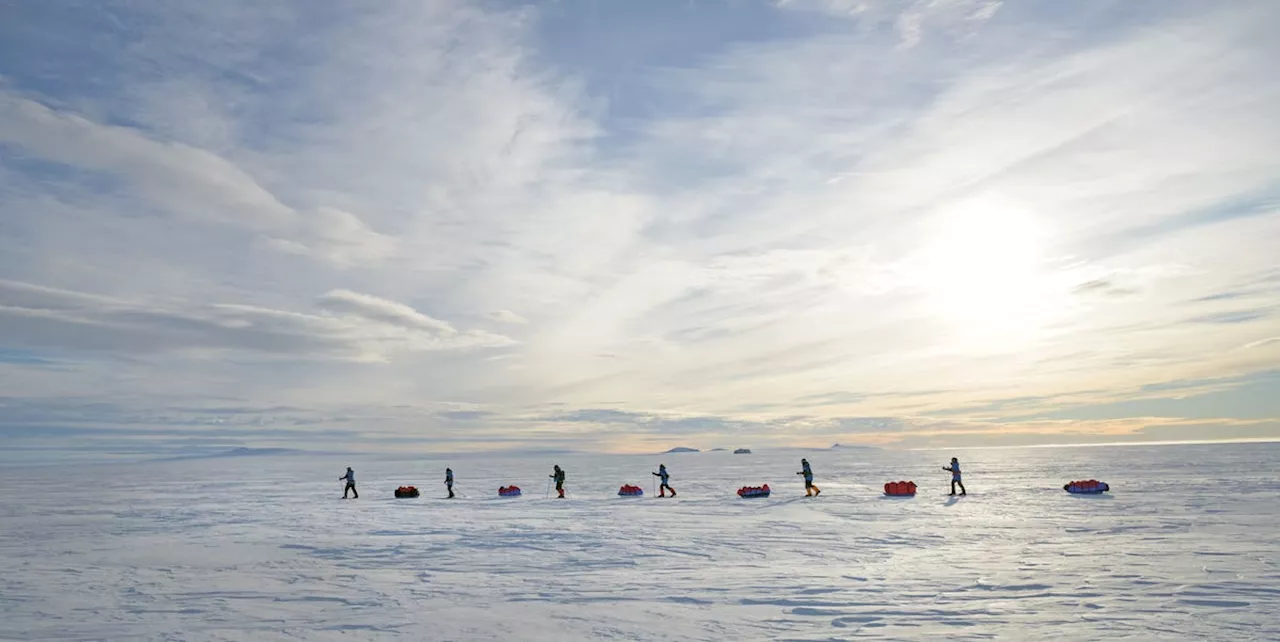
[545,478,551,499]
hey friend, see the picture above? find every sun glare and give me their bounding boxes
[911,199,1064,341]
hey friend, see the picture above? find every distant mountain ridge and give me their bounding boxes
[664,447,699,453]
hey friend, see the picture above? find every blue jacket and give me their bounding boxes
[945,462,962,480]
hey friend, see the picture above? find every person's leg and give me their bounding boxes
[352,485,358,499]
[813,485,821,496]
[950,480,957,495]
[343,484,349,499]
[448,484,454,498]
[805,482,813,497]
[958,481,966,496]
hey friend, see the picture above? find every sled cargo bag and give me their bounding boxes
[1064,480,1109,494]
[883,481,917,496]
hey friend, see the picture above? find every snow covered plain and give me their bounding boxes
[1,442,1277,641]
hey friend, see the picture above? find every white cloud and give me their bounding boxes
[317,289,456,334]
[487,309,529,325]
[0,92,395,266]
[0,279,511,363]
[777,0,1004,46]
[1243,337,1280,349]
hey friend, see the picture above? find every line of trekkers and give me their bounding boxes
[337,456,987,500]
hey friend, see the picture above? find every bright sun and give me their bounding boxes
[911,198,1064,340]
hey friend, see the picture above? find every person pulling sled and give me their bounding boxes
[445,467,454,499]
[550,465,566,498]
[339,466,358,499]
[652,464,677,497]
[943,457,966,496]
[797,458,821,496]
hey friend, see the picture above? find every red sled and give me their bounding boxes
[883,481,916,497]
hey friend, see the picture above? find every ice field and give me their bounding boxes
[2,442,1278,641]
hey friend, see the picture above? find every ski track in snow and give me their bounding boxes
[1,443,1277,640]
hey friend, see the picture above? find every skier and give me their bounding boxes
[797,458,821,496]
[550,465,566,498]
[652,463,677,497]
[339,466,358,499]
[943,457,966,496]
[445,467,454,499]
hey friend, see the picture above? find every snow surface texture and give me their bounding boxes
[1,443,1277,641]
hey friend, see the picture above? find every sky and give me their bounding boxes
[1,0,1278,459]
